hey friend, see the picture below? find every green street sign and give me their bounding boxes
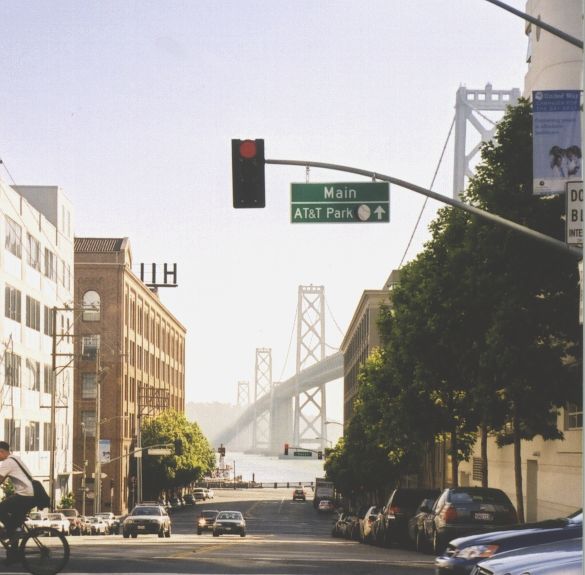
[291,182,389,223]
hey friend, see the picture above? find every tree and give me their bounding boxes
[59,492,75,509]
[140,410,216,499]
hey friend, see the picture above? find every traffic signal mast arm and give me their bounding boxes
[266,158,582,260]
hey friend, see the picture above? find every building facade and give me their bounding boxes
[73,238,186,515]
[0,181,74,505]
[340,271,400,423]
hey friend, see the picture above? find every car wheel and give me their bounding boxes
[240,532,246,537]
[131,533,138,539]
[197,530,202,535]
[123,533,129,539]
[213,532,219,537]
[415,529,426,553]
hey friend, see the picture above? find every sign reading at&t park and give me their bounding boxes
[291,182,390,223]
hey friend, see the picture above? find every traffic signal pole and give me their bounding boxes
[265,158,582,260]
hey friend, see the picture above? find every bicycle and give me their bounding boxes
[0,521,70,575]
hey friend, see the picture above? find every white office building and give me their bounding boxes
[0,179,74,505]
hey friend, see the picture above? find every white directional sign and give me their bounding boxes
[566,181,583,247]
[148,448,172,456]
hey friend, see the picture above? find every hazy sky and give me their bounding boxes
[0,1,529,421]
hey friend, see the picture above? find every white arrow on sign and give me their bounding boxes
[374,206,386,220]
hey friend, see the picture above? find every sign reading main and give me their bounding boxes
[291,182,390,223]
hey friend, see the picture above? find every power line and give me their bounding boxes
[398,115,456,269]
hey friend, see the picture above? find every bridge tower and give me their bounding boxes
[453,84,520,199]
[252,348,272,450]
[237,381,250,406]
[293,285,327,449]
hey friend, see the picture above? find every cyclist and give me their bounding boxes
[0,441,37,563]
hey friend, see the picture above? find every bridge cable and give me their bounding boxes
[277,306,298,381]
[398,114,456,269]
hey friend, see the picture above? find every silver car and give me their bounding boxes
[471,537,582,575]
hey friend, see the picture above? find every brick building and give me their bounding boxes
[73,238,185,515]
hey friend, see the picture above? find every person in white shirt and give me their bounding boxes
[0,441,36,540]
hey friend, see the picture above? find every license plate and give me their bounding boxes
[138,526,146,530]
[473,512,493,521]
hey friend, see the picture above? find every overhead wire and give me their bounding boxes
[398,115,456,269]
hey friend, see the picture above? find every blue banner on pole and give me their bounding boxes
[533,90,581,195]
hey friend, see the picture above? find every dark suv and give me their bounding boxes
[378,487,440,546]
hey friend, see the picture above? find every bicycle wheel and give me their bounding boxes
[20,528,70,575]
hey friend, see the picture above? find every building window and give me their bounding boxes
[81,411,96,437]
[26,234,40,271]
[4,419,21,451]
[5,285,21,322]
[4,216,21,258]
[25,296,41,331]
[5,352,21,387]
[82,291,101,321]
[24,422,40,451]
[25,359,40,391]
[43,422,51,451]
[44,248,56,280]
[43,364,54,394]
[81,335,100,360]
[566,403,582,429]
[43,306,54,336]
[81,373,97,399]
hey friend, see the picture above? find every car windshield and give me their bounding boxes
[450,490,510,505]
[29,513,42,520]
[48,514,62,520]
[132,507,161,516]
[217,512,242,520]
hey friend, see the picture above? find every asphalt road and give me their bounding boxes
[17,488,436,575]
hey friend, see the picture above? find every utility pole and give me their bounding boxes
[81,422,87,516]
[49,306,58,510]
[94,349,102,514]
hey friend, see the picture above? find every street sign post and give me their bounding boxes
[291,182,389,223]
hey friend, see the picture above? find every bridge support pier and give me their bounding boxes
[269,396,293,454]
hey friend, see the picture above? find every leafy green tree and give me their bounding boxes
[59,492,75,509]
[141,410,216,499]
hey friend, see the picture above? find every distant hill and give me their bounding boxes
[186,402,245,446]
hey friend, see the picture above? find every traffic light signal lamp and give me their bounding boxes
[232,139,265,208]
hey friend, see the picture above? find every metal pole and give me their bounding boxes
[49,306,57,510]
[81,422,87,517]
[136,414,143,504]
[233,460,236,489]
[483,0,583,49]
[94,349,101,514]
[267,158,582,259]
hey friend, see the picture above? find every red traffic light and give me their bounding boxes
[239,139,258,159]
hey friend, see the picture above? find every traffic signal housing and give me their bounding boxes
[232,139,265,208]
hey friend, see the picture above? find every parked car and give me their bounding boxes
[436,510,582,574]
[183,493,196,505]
[317,499,335,513]
[169,497,183,510]
[197,510,219,534]
[471,537,582,575]
[212,510,246,537]
[421,487,517,554]
[193,488,207,501]
[378,487,441,547]
[360,506,379,543]
[25,511,49,532]
[58,508,82,535]
[47,512,70,535]
[292,488,306,501]
[331,511,351,538]
[408,497,438,552]
[96,512,116,534]
[87,516,108,535]
[122,504,172,538]
[78,516,92,535]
